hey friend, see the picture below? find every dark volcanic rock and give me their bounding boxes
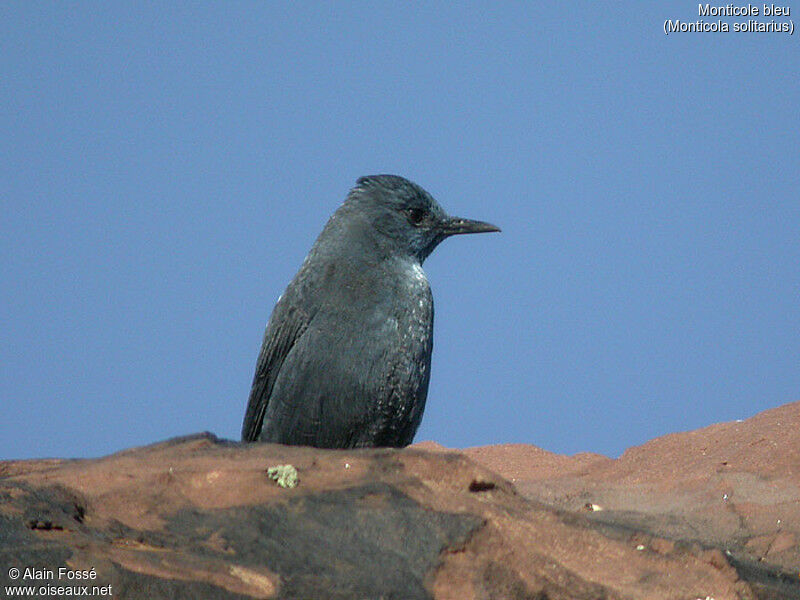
[2,404,799,598]
[165,482,481,599]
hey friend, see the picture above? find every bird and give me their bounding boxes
[242,175,499,448]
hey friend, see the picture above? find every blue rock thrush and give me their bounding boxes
[242,175,499,448]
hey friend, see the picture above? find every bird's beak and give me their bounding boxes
[440,216,501,236]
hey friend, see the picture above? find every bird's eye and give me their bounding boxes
[406,208,426,226]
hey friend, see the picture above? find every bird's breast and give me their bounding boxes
[307,256,433,345]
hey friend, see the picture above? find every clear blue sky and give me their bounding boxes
[2,3,798,460]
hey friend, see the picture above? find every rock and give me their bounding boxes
[1,403,799,598]
[457,401,800,600]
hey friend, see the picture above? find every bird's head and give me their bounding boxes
[345,175,500,262]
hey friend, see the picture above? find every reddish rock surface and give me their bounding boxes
[1,402,798,599]
[457,402,800,581]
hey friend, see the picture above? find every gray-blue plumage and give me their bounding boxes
[242,175,499,448]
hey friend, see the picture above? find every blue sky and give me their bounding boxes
[2,3,798,460]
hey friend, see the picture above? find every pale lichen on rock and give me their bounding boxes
[266,464,299,488]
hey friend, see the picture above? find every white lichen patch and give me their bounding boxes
[266,464,299,488]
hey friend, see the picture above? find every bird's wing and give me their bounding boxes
[241,301,310,442]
